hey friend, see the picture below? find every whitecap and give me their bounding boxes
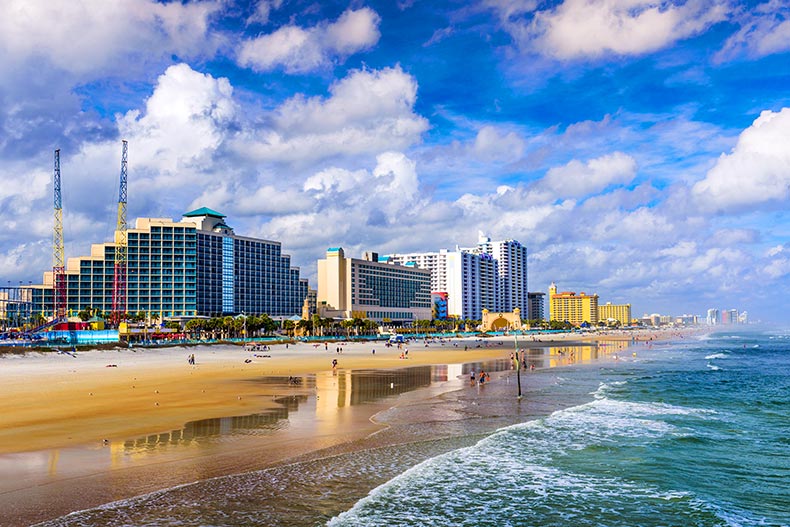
[705,353,729,360]
[706,363,721,371]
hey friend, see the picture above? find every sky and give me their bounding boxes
[1,0,789,322]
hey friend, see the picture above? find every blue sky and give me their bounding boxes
[1,0,790,321]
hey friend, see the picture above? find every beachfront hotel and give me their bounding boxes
[598,302,632,326]
[384,249,497,320]
[548,282,599,326]
[316,248,432,323]
[385,233,529,320]
[29,208,308,319]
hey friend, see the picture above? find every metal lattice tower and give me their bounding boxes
[111,140,128,325]
[52,149,66,320]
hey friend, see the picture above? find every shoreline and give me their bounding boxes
[0,329,691,526]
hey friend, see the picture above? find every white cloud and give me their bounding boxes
[237,7,380,73]
[247,0,284,25]
[0,0,222,77]
[238,66,429,164]
[692,108,790,212]
[117,63,236,182]
[716,1,790,61]
[495,0,729,59]
[473,126,526,162]
[539,152,637,198]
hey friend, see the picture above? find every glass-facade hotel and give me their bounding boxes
[30,208,307,318]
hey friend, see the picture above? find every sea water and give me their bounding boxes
[329,329,789,527]
[40,329,789,526]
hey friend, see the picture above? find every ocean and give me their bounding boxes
[40,329,789,527]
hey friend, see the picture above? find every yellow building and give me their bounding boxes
[548,282,599,326]
[598,302,632,326]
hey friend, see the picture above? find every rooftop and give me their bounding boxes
[183,207,225,218]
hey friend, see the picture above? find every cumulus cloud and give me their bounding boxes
[0,0,222,77]
[238,65,429,164]
[237,7,381,73]
[492,0,729,59]
[473,126,526,162]
[538,152,637,198]
[692,108,790,212]
[117,63,236,182]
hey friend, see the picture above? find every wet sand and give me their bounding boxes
[0,330,675,526]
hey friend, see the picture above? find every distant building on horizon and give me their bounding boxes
[707,308,720,325]
[548,282,599,326]
[598,302,632,326]
[527,292,545,321]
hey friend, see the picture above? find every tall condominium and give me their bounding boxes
[385,249,497,320]
[29,208,308,318]
[548,282,599,326]
[386,233,528,320]
[317,248,432,323]
[465,234,529,314]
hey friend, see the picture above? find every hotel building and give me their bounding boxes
[548,282,599,326]
[386,234,528,321]
[385,249,497,320]
[317,248,432,323]
[466,234,528,314]
[598,302,632,326]
[29,208,308,318]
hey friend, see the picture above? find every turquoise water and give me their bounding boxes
[330,329,789,526]
[39,329,789,526]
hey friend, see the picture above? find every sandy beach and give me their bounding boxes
[0,329,678,526]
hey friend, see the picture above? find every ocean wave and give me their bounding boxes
[707,363,721,371]
[590,380,628,399]
[327,432,728,527]
[705,353,730,360]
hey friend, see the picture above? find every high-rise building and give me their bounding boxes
[548,282,599,326]
[527,292,545,321]
[29,208,308,318]
[386,233,527,321]
[386,249,497,320]
[317,248,431,323]
[706,308,720,325]
[467,233,528,314]
[598,302,632,326]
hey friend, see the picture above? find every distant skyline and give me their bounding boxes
[0,0,788,321]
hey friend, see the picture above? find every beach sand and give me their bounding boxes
[0,330,675,526]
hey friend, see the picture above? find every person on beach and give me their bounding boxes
[470,370,476,385]
[332,358,338,369]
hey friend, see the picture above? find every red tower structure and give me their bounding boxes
[111,140,128,326]
[52,149,66,320]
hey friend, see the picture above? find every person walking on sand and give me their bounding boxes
[332,358,338,369]
[470,370,476,385]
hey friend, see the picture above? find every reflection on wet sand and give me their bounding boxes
[38,344,629,475]
[3,341,633,526]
